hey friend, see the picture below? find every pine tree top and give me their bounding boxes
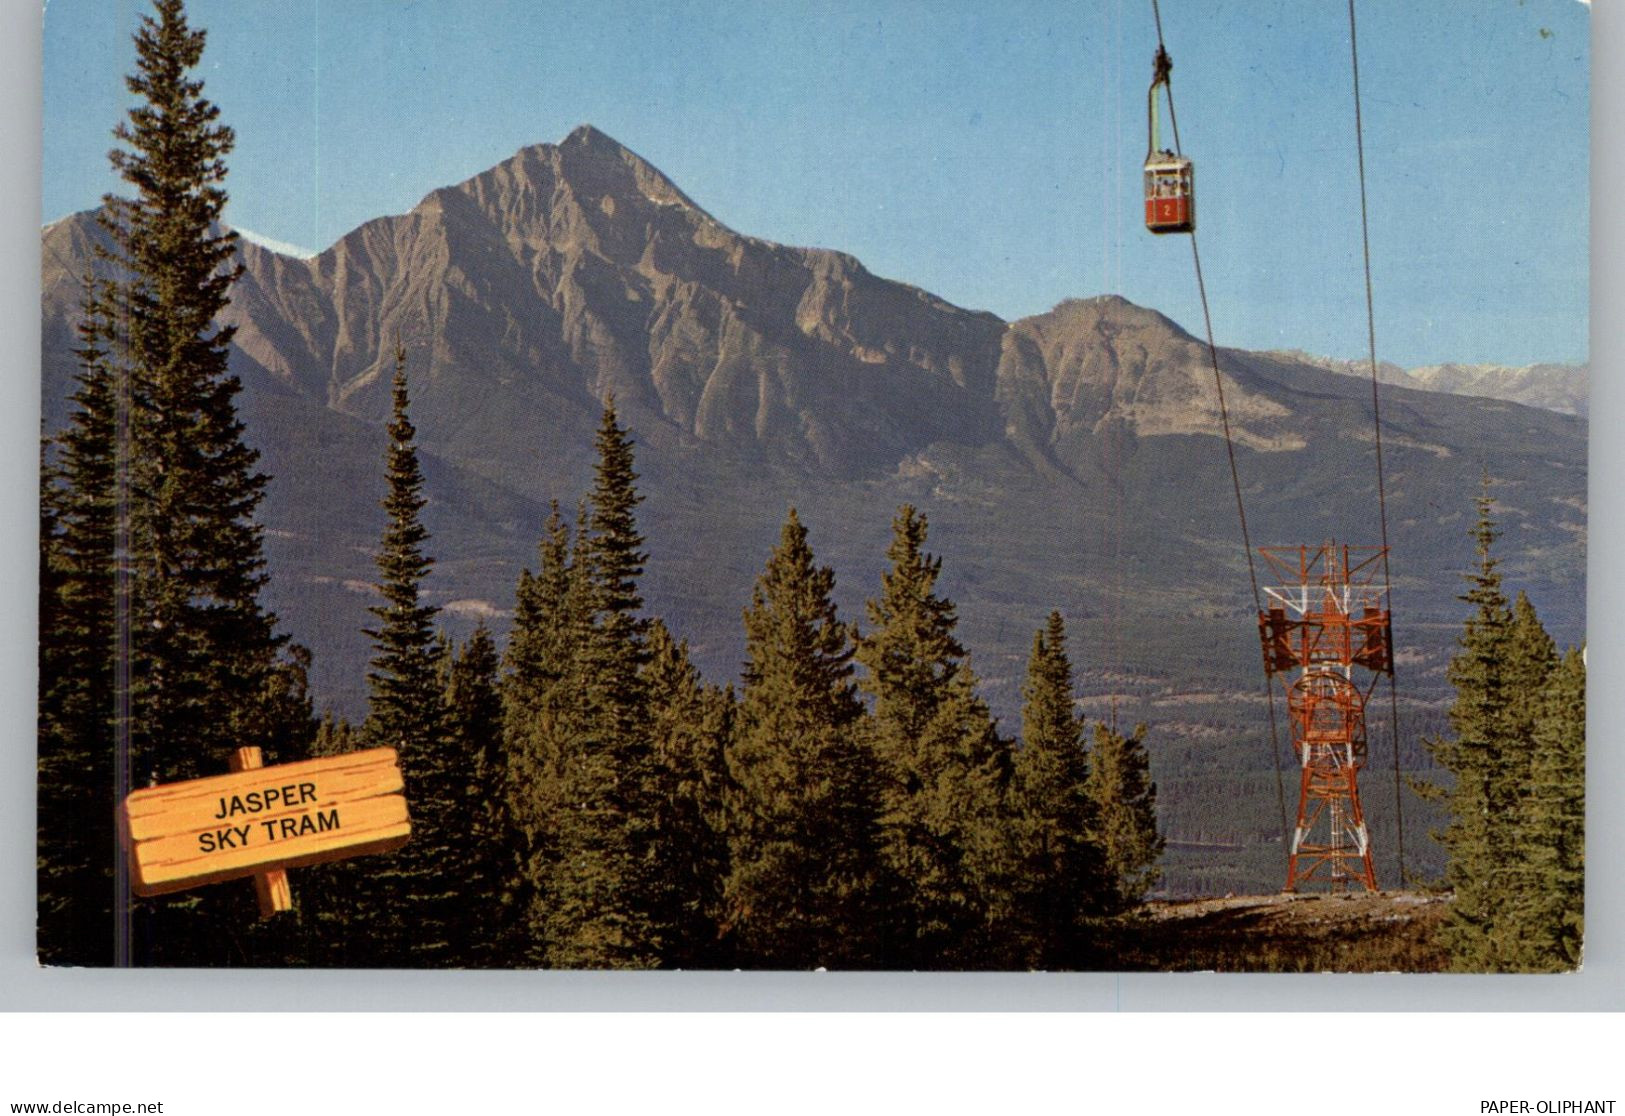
[364,345,440,749]
[858,505,969,719]
[863,505,963,652]
[742,508,859,716]
[585,397,647,625]
[1456,480,1510,648]
[1022,610,1083,755]
[369,347,434,621]
[1461,477,1506,615]
[105,0,240,327]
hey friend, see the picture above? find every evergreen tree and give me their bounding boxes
[1084,721,1164,911]
[855,505,1016,967]
[440,624,506,965]
[39,341,117,775]
[352,346,451,966]
[1505,592,1559,742]
[110,0,284,775]
[311,710,359,757]
[39,417,116,964]
[1490,591,1561,968]
[499,501,584,964]
[1524,647,1585,969]
[363,347,442,753]
[725,509,891,968]
[39,0,291,964]
[645,620,734,968]
[261,643,319,762]
[298,709,360,965]
[1010,612,1108,967]
[1425,485,1540,970]
[505,502,579,725]
[541,400,666,968]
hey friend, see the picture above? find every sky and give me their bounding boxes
[41,0,1589,368]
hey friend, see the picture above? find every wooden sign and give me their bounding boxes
[120,746,411,902]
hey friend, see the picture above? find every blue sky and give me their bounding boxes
[42,0,1588,367]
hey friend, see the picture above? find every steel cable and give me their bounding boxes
[1149,0,1292,846]
[1346,0,1407,888]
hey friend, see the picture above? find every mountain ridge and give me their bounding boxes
[1269,348,1588,417]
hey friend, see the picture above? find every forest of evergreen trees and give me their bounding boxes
[36,0,1583,973]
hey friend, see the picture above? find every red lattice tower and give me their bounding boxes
[1257,543,1394,892]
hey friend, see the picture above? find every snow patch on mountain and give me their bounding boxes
[229,225,319,259]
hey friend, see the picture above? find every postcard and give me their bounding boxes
[38,0,1588,972]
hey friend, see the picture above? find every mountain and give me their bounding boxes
[1273,349,1589,417]
[1409,361,1588,418]
[41,126,1587,895]
[216,124,1007,475]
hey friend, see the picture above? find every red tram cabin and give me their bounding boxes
[1143,45,1194,235]
[1144,152,1194,234]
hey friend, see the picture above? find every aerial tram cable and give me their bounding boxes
[1144,0,1408,889]
[1144,0,1292,846]
[1345,0,1408,886]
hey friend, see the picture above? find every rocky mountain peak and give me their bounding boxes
[562,122,615,148]
[152,125,1008,471]
[1045,294,1197,342]
[482,125,708,240]
[997,294,1299,458]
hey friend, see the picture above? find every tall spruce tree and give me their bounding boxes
[726,509,891,968]
[541,400,666,968]
[499,501,584,964]
[1084,721,1164,911]
[645,620,734,969]
[505,502,579,727]
[311,710,359,757]
[1524,646,1585,969]
[353,346,452,966]
[39,0,293,965]
[1491,591,1562,968]
[299,709,361,962]
[440,624,506,965]
[1506,593,1559,728]
[110,0,284,773]
[39,370,117,964]
[1426,485,1526,970]
[855,505,1017,967]
[363,347,442,752]
[1425,486,1586,971]
[1010,612,1108,967]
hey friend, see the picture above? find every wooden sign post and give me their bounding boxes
[228,746,295,917]
[119,746,411,917]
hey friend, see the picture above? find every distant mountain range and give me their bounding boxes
[1272,349,1588,417]
[41,126,1587,894]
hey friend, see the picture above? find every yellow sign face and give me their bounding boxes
[119,747,411,897]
